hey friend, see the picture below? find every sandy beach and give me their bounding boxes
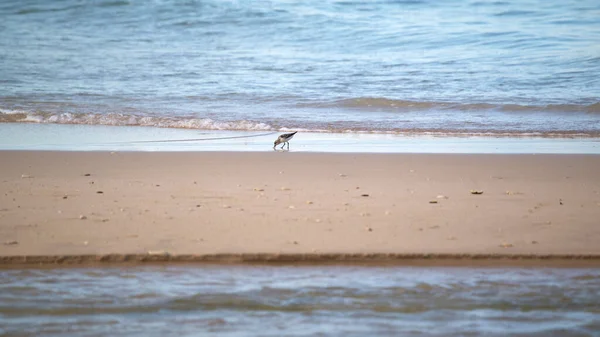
[1,151,600,265]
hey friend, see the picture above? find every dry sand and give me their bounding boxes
[1,151,600,265]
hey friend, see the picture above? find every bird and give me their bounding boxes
[273,131,297,150]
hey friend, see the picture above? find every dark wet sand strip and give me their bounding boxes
[2,254,600,268]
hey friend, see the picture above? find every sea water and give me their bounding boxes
[1,0,599,137]
[1,265,599,336]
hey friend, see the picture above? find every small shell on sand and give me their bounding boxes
[470,190,484,195]
[147,250,170,255]
[306,201,313,205]
[436,195,448,199]
[21,174,33,179]
[365,226,373,232]
[4,240,18,245]
[281,187,291,191]
[288,205,295,209]
[429,200,438,204]
[253,188,264,191]
[361,194,369,197]
[500,242,514,248]
[222,205,231,209]
[79,215,87,220]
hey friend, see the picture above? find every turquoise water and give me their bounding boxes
[1,0,599,136]
[1,266,599,336]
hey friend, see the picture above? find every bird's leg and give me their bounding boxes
[281,143,285,149]
[287,142,290,150]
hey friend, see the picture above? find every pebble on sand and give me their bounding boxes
[429,200,438,204]
[4,240,18,245]
[79,215,87,220]
[306,201,313,204]
[361,194,369,197]
[500,242,514,248]
[470,190,484,195]
[21,174,33,179]
[365,226,373,232]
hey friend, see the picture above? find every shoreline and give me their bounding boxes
[1,123,599,154]
[3,253,600,268]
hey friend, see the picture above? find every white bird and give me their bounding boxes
[273,131,297,150]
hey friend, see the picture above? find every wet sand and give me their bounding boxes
[1,151,600,266]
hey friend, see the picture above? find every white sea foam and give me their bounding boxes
[1,110,598,138]
[0,110,274,131]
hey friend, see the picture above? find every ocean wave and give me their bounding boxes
[0,110,273,131]
[311,98,600,113]
[1,109,598,138]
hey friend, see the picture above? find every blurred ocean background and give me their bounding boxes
[0,0,599,137]
[1,265,600,336]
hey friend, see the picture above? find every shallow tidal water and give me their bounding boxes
[1,265,599,336]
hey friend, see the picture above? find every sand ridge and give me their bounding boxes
[1,151,600,263]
